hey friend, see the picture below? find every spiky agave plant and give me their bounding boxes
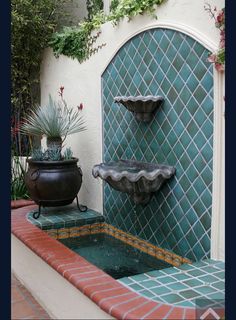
[21,93,86,156]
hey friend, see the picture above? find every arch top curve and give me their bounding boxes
[101,21,218,76]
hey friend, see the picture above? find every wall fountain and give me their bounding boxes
[92,97,175,205]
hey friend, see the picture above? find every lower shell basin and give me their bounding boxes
[92,159,175,205]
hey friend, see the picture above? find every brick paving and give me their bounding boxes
[11,273,51,320]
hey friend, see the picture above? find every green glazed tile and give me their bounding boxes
[211,281,225,291]
[129,283,144,291]
[167,282,189,291]
[198,274,219,283]
[195,286,218,295]
[151,286,172,295]
[179,289,200,299]
[118,278,134,285]
[183,279,204,287]
[161,293,184,304]
[139,289,155,298]
[102,28,213,261]
[140,280,160,289]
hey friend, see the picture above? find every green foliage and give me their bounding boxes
[21,95,86,141]
[86,0,104,21]
[31,146,74,161]
[63,147,74,160]
[47,147,62,161]
[109,0,164,24]
[11,156,29,200]
[110,0,119,12]
[50,12,107,62]
[50,0,166,63]
[11,0,68,155]
[31,148,45,161]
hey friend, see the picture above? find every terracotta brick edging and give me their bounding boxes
[11,204,197,320]
[11,199,35,209]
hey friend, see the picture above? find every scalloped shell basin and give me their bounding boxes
[114,95,164,122]
[92,160,175,205]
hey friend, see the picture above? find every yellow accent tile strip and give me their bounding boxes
[45,223,191,267]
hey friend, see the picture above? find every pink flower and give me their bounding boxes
[220,30,225,48]
[220,38,225,49]
[208,54,217,63]
[215,63,224,72]
[216,10,224,24]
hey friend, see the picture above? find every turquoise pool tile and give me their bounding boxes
[178,264,195,271]
[201,266,222,274]
[161,293,184,304]
[171,273,192,281]
[147,270,166,278]
[183,279,204,287]
[118,277,134,285]
[161,267,181,275]
[198,274,219,283]
[131,274,150,282]
[211,281,225,291]
[213,261,225,269]
[167,282,189,291]
[195,286,218,295]
[139,289,155,298]
[213,271,225,279]
[151,286,172,295]
[207,292,225,300]
[129,283,144,291]
[140,280,161,289]
[179,289,201,299]
[175,300,195,307]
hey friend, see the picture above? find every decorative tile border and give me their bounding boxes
[45,222,191,267]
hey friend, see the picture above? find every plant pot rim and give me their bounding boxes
[27,157,79,165]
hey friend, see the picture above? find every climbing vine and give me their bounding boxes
[49,0,166,63]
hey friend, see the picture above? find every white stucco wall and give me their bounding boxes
[40,0,225,260]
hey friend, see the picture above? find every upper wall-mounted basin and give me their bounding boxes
[114,95,164,122]
[92,159,175,205]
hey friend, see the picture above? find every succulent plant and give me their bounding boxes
[21,93,86,152]
[63,147,74,160]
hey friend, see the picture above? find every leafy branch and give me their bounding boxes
[49,0,166,63]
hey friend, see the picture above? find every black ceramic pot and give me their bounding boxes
[25,157,82,207]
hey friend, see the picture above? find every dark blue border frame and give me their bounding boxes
[225,1,235,319]
[0,1,11,319]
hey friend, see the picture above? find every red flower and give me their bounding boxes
[78,103,83,110]
[11,120,23,137]
[58,86,64,97]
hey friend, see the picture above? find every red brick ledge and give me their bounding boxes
[11,199,35,209]
[11,205,198,320]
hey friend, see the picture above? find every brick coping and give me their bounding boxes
[11,204,215,320]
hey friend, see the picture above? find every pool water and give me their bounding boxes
[60,233,172,279]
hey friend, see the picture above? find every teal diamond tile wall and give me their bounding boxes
[102,28,213,261]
